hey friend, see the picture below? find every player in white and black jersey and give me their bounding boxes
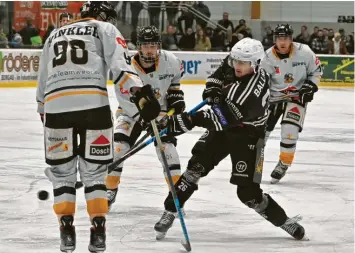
[36,2,160,252]
[260,24,322,184]
[105,26,186,211]
[153,38,307,242]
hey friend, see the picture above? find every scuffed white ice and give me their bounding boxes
[0,86,353,253]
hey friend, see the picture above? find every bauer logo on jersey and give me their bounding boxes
[159,73,174,80]
[90,135,111,156]
[286,106,301,121]
[284,73,294,83]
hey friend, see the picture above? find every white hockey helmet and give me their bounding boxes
[229,38,265,70]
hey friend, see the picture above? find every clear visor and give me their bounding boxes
[232,59,252,68]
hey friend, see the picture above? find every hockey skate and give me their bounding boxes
[107,188,118,211]
[59,215,76,253]
[281,215,308,240]
[88,217,106,253]
[154,210,176,240]
[270,160,289,184]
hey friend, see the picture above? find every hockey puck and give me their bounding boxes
[37,190,49,201]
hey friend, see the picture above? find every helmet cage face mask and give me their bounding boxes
[137,42,161,63]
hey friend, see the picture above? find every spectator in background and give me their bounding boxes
[195,23,202,34]
[130,2,144,29]
[205,26,214,43]
[339,28,346,41]
[295,25,310,45]
[329,32,348,55]
[166,1,180,25]
[328,28,334,40]
[211,27,225,51]
[162,24,178,50]
[345,34,354,54]
[178,8,195,34]
[218,12,233,31]
[148,1,161,28]
[10,32,23,48]
[262,26,274,50]
[193,1,211,29]
[194,28,211,51]
[322,28,329,39]
[309,26,318,42]
[42,24,55,44]
[19,17,38,46]
[0,23,9,48]
[234,19,246,34]
[128,26,139,50]
[178,27,195,50]
[311,30,329,54]
[30,28,42,48]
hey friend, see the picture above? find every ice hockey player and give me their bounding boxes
[153,38,307,241]
[36,2,160,252]
[105,25,186,210]
[261,24,322,184]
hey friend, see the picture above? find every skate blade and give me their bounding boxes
[155,231,167,240]
[301,234,310,241]
[181,239,191,252]
[270,178,280,184]
[60,246,75,253]
[88,246,105,253]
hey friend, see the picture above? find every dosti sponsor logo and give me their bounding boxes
[90,135,111,156]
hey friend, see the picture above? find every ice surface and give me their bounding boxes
[0,86,353,253]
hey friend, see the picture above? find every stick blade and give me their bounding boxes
[181,239,191,252]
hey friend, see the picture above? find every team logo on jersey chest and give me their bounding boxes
[153,88,161,99]
[274,66,281,75]
[284,73,294,83]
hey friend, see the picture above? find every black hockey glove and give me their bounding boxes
[166,109,223,136]
[202,84,223,104]
[166,89,186,114]
[131,84,160,122]
[299,81,318,105]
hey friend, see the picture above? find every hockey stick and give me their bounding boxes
[151,120,191,252]
[130,108,175,150]
[106,99,209,174]
[74,100,208,190]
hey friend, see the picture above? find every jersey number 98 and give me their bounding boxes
[53,40,88,67]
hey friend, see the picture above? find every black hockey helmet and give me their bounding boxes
[80,1,117,24]
[137,26,161,45]
[137,26,161,63]
[274,24,293,37]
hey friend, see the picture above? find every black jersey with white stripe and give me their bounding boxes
[205,55,270,132]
